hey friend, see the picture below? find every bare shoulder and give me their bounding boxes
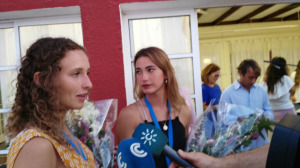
[117,102,141,122]
[116,102,142,143]
[178,104,192,136]
[180,104,192,120]
[119,103,138,115]
[13,137,57,168]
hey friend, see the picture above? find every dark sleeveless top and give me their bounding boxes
[145,117,187,168]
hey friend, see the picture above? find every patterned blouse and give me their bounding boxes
[7,128,96,168]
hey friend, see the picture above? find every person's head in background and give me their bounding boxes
[133,46,185,110]
[201,63,221,87]
[263,57,288,94]
[237,59,261,91]
[6,37,93,144]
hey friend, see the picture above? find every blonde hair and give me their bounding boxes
[133,47,185,110]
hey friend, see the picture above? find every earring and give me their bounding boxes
[165,79,168,85]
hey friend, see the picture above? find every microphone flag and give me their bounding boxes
[117,138,156,168]
[132,123,168,156]
[132,123,194,167]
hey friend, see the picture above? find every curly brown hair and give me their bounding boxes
[133,47,185,111]
[263,57,289,94]
[6,37,86,145]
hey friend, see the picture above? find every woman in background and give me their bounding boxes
[290,60,300,112]
[201,63,222,137]
[6,37,95,168]
[116,47,191,168]
[261,57,296,122]
[201,63,222,111]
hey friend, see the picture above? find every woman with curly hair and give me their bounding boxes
[6,37,95,167]
[116,47,191,168]
[261,57,296,122]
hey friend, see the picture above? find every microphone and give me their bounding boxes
[117,138,156,168]
[132,123,194,167]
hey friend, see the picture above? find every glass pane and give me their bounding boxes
[0,70,17,109]
[0,113,10,165]
[170,58,194,94]
[0,153,7,166]
[0,113,9,147]
[131,61,136,85]
[0,28,16,66]
[19,23,83,57]
[191,98,196,115]
[132,16,191,56]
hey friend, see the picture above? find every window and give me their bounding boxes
[121,6,202,117]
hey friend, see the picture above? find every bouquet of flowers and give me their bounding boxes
[66,99,118,168]
[186,102,275,157]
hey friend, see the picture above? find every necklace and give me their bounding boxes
[63,131,87,161]
[163,121,168,131]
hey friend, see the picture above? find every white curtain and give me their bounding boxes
[0,28,17,111]
[131,16,195,93]
[19,23,83,57]
[199,40,231,90]
[132,16,191,56]
[0,28,17,143]
[230,37,269,83]
[199,32,300,90]
[270,35,300,73]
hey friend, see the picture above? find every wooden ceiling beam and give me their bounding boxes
[199,16,299,26]
[283,12,299,20]
[237,4,274,23]
[197,9,207,22]
[198,4,300,27]
[260,3,300,21]
[212,6,240,25]
[197,13,203,19]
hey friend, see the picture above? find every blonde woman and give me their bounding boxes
[116,47,191,168]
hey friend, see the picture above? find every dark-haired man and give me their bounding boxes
[219,59,274,149]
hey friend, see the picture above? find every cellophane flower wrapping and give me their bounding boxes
[186,102,275,157]
[66,99,118,168]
